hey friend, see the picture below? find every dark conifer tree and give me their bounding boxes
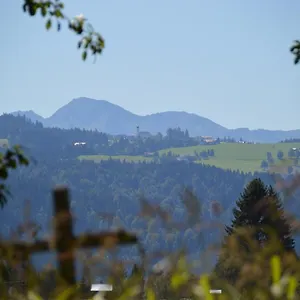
[215,178,295,283]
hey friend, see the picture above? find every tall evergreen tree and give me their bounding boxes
[215,178,295,284]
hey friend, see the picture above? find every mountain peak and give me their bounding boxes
[43,97,227,136]
[9,97,300,142]
[70,97,116,106]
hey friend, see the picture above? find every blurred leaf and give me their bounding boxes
[27,291,44,300]
[82,51,87,61]
[22,0,105,62]
[270,255,281,284]
[56,286,77,300]
[155,205,171,223]
[0,147,29,208]
[54,9,63,18]
[146,288,156,300]
[287,276,297,299]
[29,4,37,16]
[41,6,47,17]
[46,19,52,30]
[115,285,141,300]
[171,271,189,289]
[290,40,300,65]
[0,168,8,179]
[181,188,201,227]
[6,159,17,169]
[139,196,156,218]
[199,275,213,300]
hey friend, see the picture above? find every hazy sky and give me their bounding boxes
[1,1,299,130]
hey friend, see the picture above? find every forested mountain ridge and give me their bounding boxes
[0,114,203,159]
[12,97,226,137]
[10,97,300,142]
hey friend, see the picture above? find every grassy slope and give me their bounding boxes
[159,142,300,173]
[1,135,297,172]
[79,142,300,172]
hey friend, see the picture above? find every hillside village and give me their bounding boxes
[3,114,300,175]
[74,126,256,162]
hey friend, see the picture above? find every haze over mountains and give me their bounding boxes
[10,97,300,143]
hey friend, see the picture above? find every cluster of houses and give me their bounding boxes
[196,136,217,145]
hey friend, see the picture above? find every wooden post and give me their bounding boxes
[0,186,138,292]
[53,186,75,285]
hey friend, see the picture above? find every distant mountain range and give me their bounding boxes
[10,97,300,143]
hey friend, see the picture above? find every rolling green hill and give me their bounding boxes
[79,142,300,173]
[159,142,300,173]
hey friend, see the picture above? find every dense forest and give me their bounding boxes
[1,114,300,278]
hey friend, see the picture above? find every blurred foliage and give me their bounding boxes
[2,174,300,299]
[22,0,105,61]
[0,145,29,208]
[1,2,300,299]
[291,41,300,65]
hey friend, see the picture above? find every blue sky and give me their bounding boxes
[1,1,299,130]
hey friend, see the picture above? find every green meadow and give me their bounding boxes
[159,142,300,173]
[79,142,300,173]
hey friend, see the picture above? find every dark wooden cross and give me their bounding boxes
[0,186,138,286]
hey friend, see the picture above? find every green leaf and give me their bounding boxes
[29,4,37,16]
[0,168,8,179]
[54,9,63,18]
[84,37,92,49]
[287,276,297,299]
[4,150,13,160]
[27,291,43,300]
[56,286,77,300]
[41,6,47,17]
[6,159,17,169]
[199,275,213,300]
[46,19,52,30]
[171,271,189,289]
[18,155,29,166]
[82,51,87,61]
[270,255,281,283]
[146,288,156,300]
